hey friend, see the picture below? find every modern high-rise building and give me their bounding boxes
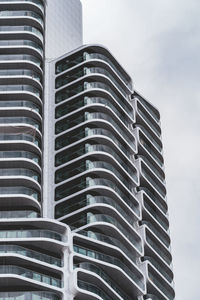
[0,1,175,300]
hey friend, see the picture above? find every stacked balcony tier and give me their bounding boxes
[133,93,175,300]
[0,217,69,299]
[54,45,145,299]
[0,0,44,216]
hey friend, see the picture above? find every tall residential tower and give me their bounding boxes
[0,1,175,300]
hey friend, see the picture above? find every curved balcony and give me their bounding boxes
[0,82,42,97]
[138,155,165,182]
[55,159,136,191]
[138,132,164,168]
[136,101,161,138]
[0,244,62,267]
[0,229,62,241]
[55,111,134,150]
[0,10,44,28]
[0,150,41,165]
[0,85,42,104]
[0,265,62,288]
[56,140,134,169]
[55,143,137,184]
[0,69,42,87]
[0,0,45,14]
[0,54,42,68]
[142,192,169,231]
[56,65,129,98]
[0,113,42,131]
[141,220,170,248]
[0,39,43,55]
[55,176,140,217]
[138,187,167,217]
[147,265,175,300]
[0,186,40,201]
[55,165,136,203]
[0,292,59,300]
[55,165,134,202]
[55,126,132,162]
[56,79,132,118]
[133,93,160,123]
[0,90,42,109]
[0,100,41,114]
[74,229,139,263]
[0,210,39,218]
[0,25,43,42]
[56,194,135,227]
[143,256,173,284]
[139,156,165,188]
[55,139,136,187]
[0,133,41,150]
[0,197,40,215]
[141,166,166,200]
[74,244,145,291]
[0,116,41,132]
[0,168,41,192]
[77,280,110,300]
[145,228,172,266]
[57,200,139,250]
[56,95,132,125]
[75,262,131,300]
[70,213,141,253]
[137,124,162,153]
[55,48,132,89]
[55,126,135,157]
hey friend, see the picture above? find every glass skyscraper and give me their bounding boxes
[0,1,175,300]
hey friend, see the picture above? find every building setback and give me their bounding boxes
[0,1,175,300]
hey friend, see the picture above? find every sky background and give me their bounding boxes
[81,0,200,298]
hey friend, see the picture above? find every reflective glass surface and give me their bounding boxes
[70,212,141,252]
[0,244,62,267]
[0,292,59,300]
[0,10,43,26]
[0,68,42,82]
[78,280,110,300]
[0,39,43,54]
[55,126,135,155]
[55,143,136,182]
[55,176,139,216]
[0,186,39,200]
[74,244,144,290]
[56,51,132,89]
[0,133,41,148]
[0,25,43,40]
[0,150,40,164]
[56,66,128,98]
[0,210,39,218]
[0,100,41,113]
[0,0,44,13]
[56,96,131,124]
[75,262,131,299]
[56,80,132,117]
[0,116,41,131]
[55,111,134,151]
[0,265,62,287]
[56,194,134,227]
[0,54,42,66]
[0,229,62,241]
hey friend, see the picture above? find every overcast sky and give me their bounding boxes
[81,0,200,298]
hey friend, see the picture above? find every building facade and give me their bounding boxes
[0,1,174,300]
